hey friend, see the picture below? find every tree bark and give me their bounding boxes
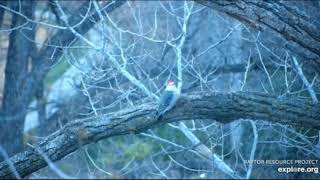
[195,0,320,62]
[0,0,36,158]
[0,92,319,178]
[0,1,6,27]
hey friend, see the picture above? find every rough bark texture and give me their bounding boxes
[0,0,36,157]
[0,1,5,27]
[0,92,319,178]
[196,0,320,62]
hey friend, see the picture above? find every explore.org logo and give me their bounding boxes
[278,166,318,174]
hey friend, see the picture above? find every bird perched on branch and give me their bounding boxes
[156,80,180,120]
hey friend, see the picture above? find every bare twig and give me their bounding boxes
[292,56,318,104]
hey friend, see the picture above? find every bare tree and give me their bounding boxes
[0,0,319,179]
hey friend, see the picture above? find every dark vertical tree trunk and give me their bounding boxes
[0,1,6,28]
[36,81,47,136]
[0,0,36,158]
[0,0,127,159]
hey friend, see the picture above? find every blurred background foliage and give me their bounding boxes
[0,0,318,179]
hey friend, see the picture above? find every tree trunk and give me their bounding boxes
[0,0,126,158]
[0,0,36,158]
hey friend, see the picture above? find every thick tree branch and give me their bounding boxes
[0,91,319,178]
[44,59,317,134]
[195,0,320,60]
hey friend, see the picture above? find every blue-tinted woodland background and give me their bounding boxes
[0,0,319,179]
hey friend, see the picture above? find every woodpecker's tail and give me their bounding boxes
[157,114,163,121]
[155,111,163,121]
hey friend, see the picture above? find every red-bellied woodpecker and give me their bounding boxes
[156,80,180,120]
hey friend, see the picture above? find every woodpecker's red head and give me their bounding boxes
[165,80,178,92]
[167,80,175,86]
